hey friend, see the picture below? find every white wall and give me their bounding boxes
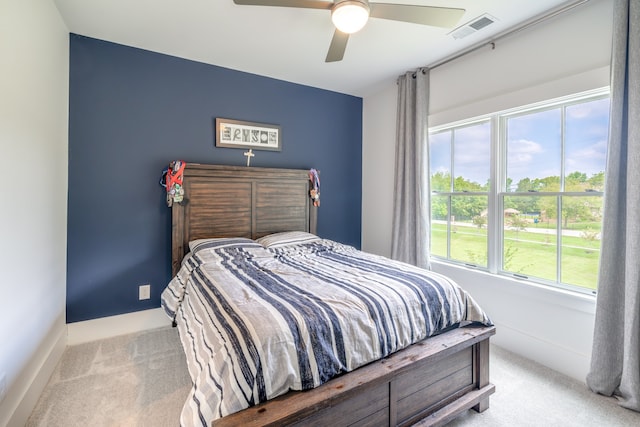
[0,1,69,425]
[361,82,397,256]
[362,0,613,382]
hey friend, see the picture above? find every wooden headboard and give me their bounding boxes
[171,164,317,275]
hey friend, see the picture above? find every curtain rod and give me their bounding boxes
[429,0,591,70]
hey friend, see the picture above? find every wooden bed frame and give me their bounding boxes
[171,164,317,276]
[171,163,496,427]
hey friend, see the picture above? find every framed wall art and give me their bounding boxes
[215,118,281,151]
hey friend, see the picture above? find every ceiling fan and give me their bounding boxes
[232,0,465,62]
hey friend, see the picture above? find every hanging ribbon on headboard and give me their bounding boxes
[160,160,186,207]
[309,168,320,207]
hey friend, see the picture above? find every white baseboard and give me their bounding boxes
[66,308,172,345]
[491,321,590,383]
[2,313,66,427]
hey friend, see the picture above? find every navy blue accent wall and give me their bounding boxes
[67,34,362,323]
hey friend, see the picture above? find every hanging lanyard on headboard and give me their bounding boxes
[161,160,186,207]
[309,168,320,207]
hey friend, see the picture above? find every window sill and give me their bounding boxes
[430,259,596,315]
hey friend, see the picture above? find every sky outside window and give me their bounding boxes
[506,109,561,191]
[565,97,610,187]
[453,122,491,191]
[430,130,452,192]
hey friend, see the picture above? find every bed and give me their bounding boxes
[161,163,496,427]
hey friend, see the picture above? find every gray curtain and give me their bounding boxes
[587,0,640,411]
[391,68,430,269]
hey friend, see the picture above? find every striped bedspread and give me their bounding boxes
[161,234,492,426]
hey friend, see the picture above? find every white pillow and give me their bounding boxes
[188,237,261,253]
[256,231,321,249]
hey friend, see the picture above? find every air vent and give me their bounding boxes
[450,14,497,40]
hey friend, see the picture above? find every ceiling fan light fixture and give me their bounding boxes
[331,0,370,34]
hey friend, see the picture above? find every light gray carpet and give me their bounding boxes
[448,346,640,427]
[27,327,191,427]
[27,326,640,426]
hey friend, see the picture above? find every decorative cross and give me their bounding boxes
[243,149,255,167]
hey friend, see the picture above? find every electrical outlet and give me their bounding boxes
[0,372,7,403]
[139,284,151,300]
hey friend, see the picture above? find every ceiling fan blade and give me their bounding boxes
[233,0,332,9]
[369,4,465,28]
[325,29,349,62]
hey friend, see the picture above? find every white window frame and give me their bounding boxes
[430,117,492,265]
[429,88,609,296]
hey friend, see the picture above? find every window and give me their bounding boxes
[430,121,491,267]
[429,91,610,294]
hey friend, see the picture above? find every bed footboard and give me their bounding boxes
[213,325,496,427]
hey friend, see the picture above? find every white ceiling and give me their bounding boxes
[53,0,577,97]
